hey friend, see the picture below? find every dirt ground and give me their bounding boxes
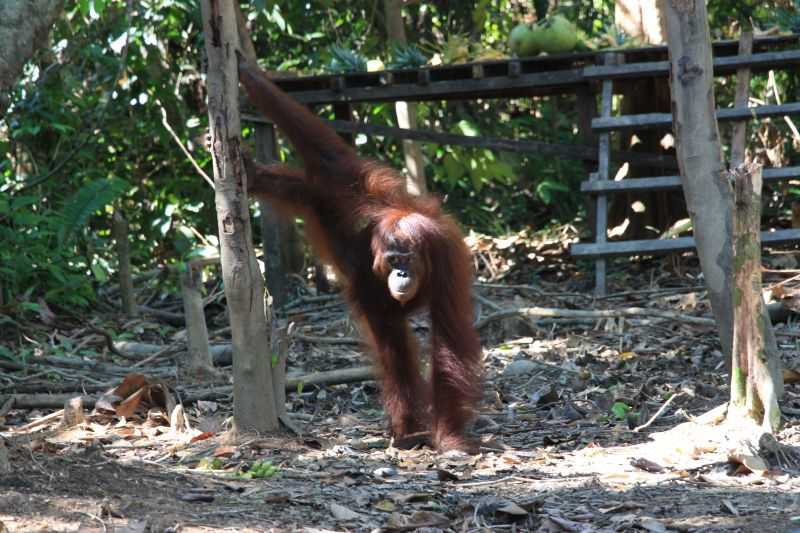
[2,249,800,532]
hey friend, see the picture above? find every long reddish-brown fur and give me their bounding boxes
[237,53,482,451]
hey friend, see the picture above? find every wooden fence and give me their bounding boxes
[243,34,800,303]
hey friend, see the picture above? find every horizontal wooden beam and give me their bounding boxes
[270,35,799,105]
[583,49,800,81]
[279,69,586,105]
[242,113,678,168]
[571,228,800,258]
[592,102,800,132]
[581,166,800,194]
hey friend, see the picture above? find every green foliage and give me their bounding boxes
[239,460,278,479]
[1,0,796,312]
[774,0,800,32]
[56,178,129,245]
[197,457,224,470]
[611,401,631,420]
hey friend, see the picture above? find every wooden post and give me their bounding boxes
[180,263,214,375]
[730,162,781,432]
[200,0,279,433]
[730,32,753,168]
[112,212,138,317]
[254,123,289,310]
[384,0,428,195]
[591,54,619,297]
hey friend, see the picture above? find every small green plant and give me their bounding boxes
[239,460,278,479]
[197,457,224,470]
[610,401,631,420]
[387,44,428,70]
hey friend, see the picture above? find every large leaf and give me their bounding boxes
[56,177,129,246]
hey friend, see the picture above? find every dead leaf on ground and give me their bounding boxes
[640,517,669,532]
[385,510,450,531]
[497,501,528,516]
[330,502,362,521]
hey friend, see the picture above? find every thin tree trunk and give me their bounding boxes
[200,0,278,434]
[254,123,289,310]
[180,264,214,376]
[662,0,734,362]
[728,31,784,403]
[112,212,137,317]
[384,0,427,195]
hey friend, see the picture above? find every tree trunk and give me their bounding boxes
[0,0,64,115]
[662,0,734,363]
[384,0,427,195]
[200,0,279,434]
[180,263,215,376]
[254,123,289,310]
[112,212,137,317]
[730,163,781,432]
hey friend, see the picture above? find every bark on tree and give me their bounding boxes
[384,0,427,195]
[662,0,734,362]
[200,0,279,434]
[730,163,781,432]
[727,31,784,403]
[0,0,64,115]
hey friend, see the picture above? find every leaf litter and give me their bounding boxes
[1,230,800,531]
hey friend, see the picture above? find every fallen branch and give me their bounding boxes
[3,366,377,410]
[294,333,361,346]
[474,306,715,330]
[633,392,685,433]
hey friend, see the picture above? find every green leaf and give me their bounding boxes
[456,120,480,137]
[11,195,38,210]
[611,401,631,420]
[56,178,130,246]
[443,153,464,183]
[92,0,107,17]
[91,256,109,282]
